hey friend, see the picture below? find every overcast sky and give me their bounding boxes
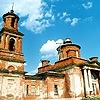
[0,0,100,75]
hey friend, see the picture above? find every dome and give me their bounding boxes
[63,38,72,44]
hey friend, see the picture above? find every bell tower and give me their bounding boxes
[3,9,19,31]
[57,38,81,61]
[0,9,24,71]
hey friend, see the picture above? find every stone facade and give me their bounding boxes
[0,10,100,100]
[0,10,25,100]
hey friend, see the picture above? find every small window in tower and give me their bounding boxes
[9,38,15,51]
[11,18,15,28]
[54,85,58,95]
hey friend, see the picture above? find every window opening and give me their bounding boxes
[92,83,97,95]
[7,79,14,96]
[54,85,58,95]
[11,18,15,28]
[26,85,29,96]
[9,38,15,51]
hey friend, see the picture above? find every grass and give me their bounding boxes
[82,97,100,100]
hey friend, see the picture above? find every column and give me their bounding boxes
[20,38,22,53]
[88,69,93,92]
[15,37,18,52]
[5,35,10,50]
[1,34,6,49]
[18,38,22,53]
[83,68,89,96]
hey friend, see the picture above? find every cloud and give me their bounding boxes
[0,0,55,33]
[25,68,38,75]
[50,0,60,2]
[83,16,93,22]
[19,1,55,33]
[40,39,63,59]
[60,12,70,19]
[25,62,42,75]
[82,2,93,9]
[65,17,79,26]
[24,63,27,66]
[58,12,79,26]
[71,18,79,26]
[65,18,71,23]
[27,39,63,75]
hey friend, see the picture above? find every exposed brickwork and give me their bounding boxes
[61,45,80,58]
[38,57,87,73]
[0,10,100,100]
[41,60,50,67]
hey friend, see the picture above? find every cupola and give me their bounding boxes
[57,38,81,60]
[3,9,19,31]
[0,9,23,53]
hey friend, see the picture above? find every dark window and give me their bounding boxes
[9,38,15,51]
[11,18,15,28]
[54,85,58,95]
[26,85,29,96]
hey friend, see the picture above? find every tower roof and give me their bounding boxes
[63,38,72,44]
[3,10,19,20]
[57,38,81,51]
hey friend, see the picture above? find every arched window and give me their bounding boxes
[9,38,15,51]
[8,66,15,71]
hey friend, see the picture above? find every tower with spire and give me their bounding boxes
[0,9,25,99]
[0,9,24,71]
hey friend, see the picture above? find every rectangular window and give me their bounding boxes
[7,79,14,95]
[26,85,29,96]
[54,85,58,95]
[11,18,15,28]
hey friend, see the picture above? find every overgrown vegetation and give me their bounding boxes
[0,68,9,73]
[81,97,100,100]
[0,57,25,63]
[0,68,26,75]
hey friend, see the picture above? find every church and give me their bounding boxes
[0,9,100,100]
